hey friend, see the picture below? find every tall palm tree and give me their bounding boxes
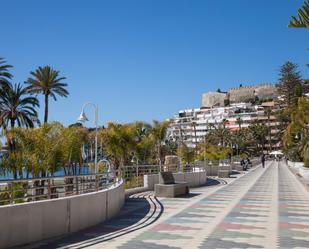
[26,66,68,123]
[0,83,39,128]
[151,120,169,165]
[192,121,198,146]
[0,57,13,89]
[205,123,231,147]
[264,107,273,152]
[248,122,268,151]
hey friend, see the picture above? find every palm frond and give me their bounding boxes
[289,0,309,28]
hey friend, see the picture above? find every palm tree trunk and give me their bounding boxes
[10,119,15,128]
[193,125,197,146]
[267,114,272,152]
[44,94,49,123]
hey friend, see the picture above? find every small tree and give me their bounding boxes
[177,143,195,166]
[100,122,136,167]
[58,126,88,175]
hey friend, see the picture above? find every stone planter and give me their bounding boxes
[288,161,305,175]
[218,170,230,178]
[299,165,309,179]
[294,162,305,170]
[288,161,304,170]
[232,162,240,170]
[206,164,219,176]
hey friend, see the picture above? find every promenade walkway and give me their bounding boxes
[22,161,309,249]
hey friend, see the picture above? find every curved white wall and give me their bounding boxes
[0,180,125,249]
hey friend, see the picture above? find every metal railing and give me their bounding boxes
[122,163,207,189]
[121,158,260,190]
[0,170,121,206]
[122,165,160,189]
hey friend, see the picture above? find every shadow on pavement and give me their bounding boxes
[176,193,201,198]
[230,170,241,175]
[206,177,224,186]
[20,195,163,249]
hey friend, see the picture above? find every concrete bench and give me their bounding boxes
[155,172,189,198]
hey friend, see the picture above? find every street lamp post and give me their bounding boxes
[78,102,99,174]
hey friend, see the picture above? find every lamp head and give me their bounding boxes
[77,110,88,122]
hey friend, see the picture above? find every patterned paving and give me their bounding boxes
[21,162,309,249]
[278,163,309,249]
[200,162,277,248]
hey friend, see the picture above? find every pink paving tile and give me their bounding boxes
[235,204,269,209]
[280,222,309,229]
[279,204,309,208]
[191,204,223,209]
[218,223,264,230]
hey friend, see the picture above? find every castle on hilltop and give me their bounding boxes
[202,83,277,107]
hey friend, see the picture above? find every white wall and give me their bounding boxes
[0,181,125,249]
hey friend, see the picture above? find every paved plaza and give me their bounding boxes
[22,162,309,249]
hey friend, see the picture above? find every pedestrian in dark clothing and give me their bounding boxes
[228,153,232,164]
[246,158,252,168]
[241,158,246,171]
[261,153,265,168]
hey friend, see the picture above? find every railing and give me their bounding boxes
[0,170,121,206]
[121,158,259,190]
[122,163,207,189]
[122,165,160,189]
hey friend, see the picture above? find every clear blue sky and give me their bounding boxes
[1,0,308,127]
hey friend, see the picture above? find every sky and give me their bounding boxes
[1,0,308,127]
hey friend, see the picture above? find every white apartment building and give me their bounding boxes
[167,100,281,149]
[167,103,250,147]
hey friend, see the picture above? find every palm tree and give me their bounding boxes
[236,116,242,130]
[289,0,309,28]
[248,122,269,153]
[0,57,13,89]
[264,107,273,152]
[151,120,169,165]
[0,83,39,128]
[26,66,68,123]
[100,122,136,167]
[205,122,231,147]
[192,121,198,146]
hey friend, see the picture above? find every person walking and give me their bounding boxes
[261,153,266,168]
[241,158,246,171]
[246,157,252,168]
